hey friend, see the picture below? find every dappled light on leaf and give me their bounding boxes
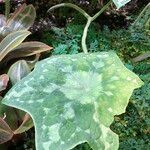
[2,52,143,150]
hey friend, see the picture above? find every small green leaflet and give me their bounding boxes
[2,52,143,150]
[113,0,131,9]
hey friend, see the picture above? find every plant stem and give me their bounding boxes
[48,0,112,54]
[92,0,112,21]
[5,0,10,20]
[82,18,92,54]
[48,3,90,19]
[81,0,112,53]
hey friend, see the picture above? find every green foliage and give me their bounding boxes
[132,3,150,31]
[40,4,150,149]
[42,26,82,55]
[42,23,150,60]
[2,52,143,150]
[111,61,150,150]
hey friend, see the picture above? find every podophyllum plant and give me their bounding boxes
[1,0,144,150]
[0,2,52,145]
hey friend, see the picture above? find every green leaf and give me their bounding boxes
[132,3,150,30]
[0,30,31,62]
[2,52,143,150]
[113,0,131,9]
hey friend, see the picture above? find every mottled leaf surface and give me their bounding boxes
[2,52,143,150]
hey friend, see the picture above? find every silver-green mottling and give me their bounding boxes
[2,52,143,150]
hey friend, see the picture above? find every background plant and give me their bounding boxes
[0,3,52,146]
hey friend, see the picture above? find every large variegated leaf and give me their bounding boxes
[113,0,131,9]
[0,30,30,62]
[2,52,143,150]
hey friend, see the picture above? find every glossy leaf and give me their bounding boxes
[0,103,25,131]
[7,4,36,31]
[0,15,6,28]
[0,30,31,62]
[0,117,13,144]
[8,60,31,85]
[0,4,36,39]
[14,113,33,134]
[0,74,9,92]
[5,42,52,61]
[113,0,131,9]
[0,15,7,41]
[2,52,143,150]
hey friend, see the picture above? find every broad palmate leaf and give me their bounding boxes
[2,52,143,150]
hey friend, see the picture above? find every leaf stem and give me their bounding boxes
[82,18,92,54]
[82,0,112,53]
[48,0,112,54]
[48,3,90,19]
[92,0,112,21]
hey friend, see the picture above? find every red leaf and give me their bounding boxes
[0,117,13,144]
